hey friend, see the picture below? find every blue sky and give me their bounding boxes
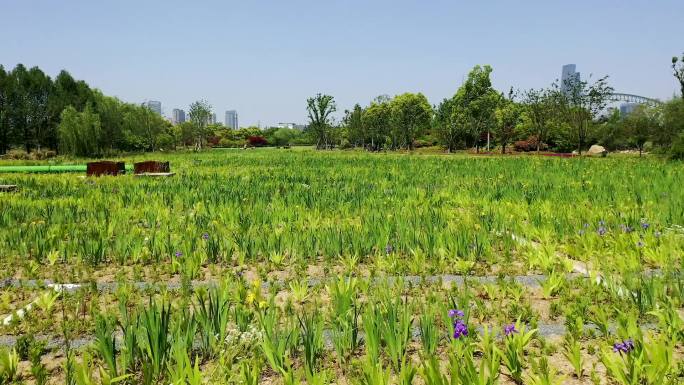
[2,0,682,127]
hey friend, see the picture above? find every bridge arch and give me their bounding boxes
[609,93,662,105]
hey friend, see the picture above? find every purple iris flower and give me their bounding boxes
[452,320,468,339]
[637,241,644,248]
[598,226,607,236]
[599,220,605,226]
[175,251,183,257]
[624,339,635,351]
[641,222,650,230]
[202,233,209,240]
[504,323,518,336]
[385,244,393,254]
[613,339,635,354]
[578,230,585,236]
[620,224,634,233]
[448,309,464,318]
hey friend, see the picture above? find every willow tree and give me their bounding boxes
[306,93,336,149]
[58,105,102,156]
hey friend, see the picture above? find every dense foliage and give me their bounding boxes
[318,64,684,157]
[0,64,175,157]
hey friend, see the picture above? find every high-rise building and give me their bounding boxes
[172,109,186,124]
[225,110,238,129]
[560,64,580,95]
[143,100,162,115]
[207,113,217,125]
[620,103,639,116]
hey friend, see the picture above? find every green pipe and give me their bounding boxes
[0,164,134,174]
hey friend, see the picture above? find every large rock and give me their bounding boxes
[586,145,607,157]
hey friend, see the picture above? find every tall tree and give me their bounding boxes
[0,65,8,154]
[306,93,336,149]
[560,74,613,155]
[343,104,364,147]
[91,90,124,151]
[622,104,660,157]
[657,98,684,148]
[389,93,432,150]
[123,104,165,151]
[494,90,522,154]
[8,64,30,152]
[520,87,561,152]
[434,97,462,152]
[453,65,499,152]
[188,99,212,150]
[673,53,684,99]
[361,96,391,151]
[26,67,53,151]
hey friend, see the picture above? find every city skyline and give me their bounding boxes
[3,1,682,126]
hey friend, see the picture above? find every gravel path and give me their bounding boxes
[0,322,658,350]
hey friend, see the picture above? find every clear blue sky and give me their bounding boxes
[2,0,682,127]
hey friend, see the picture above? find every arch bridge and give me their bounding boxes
[608,93,662,105]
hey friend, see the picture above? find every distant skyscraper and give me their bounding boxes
[143,100,162,115]
[560,64,580,95]
[208,113,217,125]
[620,103,639,116]
[172,109,186,124]
[225,110,238,129]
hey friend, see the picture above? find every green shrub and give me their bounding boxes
[669,133,684,160]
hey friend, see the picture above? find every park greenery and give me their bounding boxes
[313,64,684,159]
[3,59,684,160]
[0,65,310,158]
[0,150,683,384]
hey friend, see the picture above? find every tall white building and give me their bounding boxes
[225,110,238,129]
[172,109,185,124]
[143,100,162,115]
[560,64,580,95]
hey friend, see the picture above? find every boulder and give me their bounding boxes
[586,145,607,157]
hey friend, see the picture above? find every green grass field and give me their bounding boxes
[0,149,682,384]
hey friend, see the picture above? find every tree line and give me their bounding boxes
[0,64,182,157]
[3,61,683,158]
[0,64,314,157]
[307,63,684,158]
[0,65,260,157]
